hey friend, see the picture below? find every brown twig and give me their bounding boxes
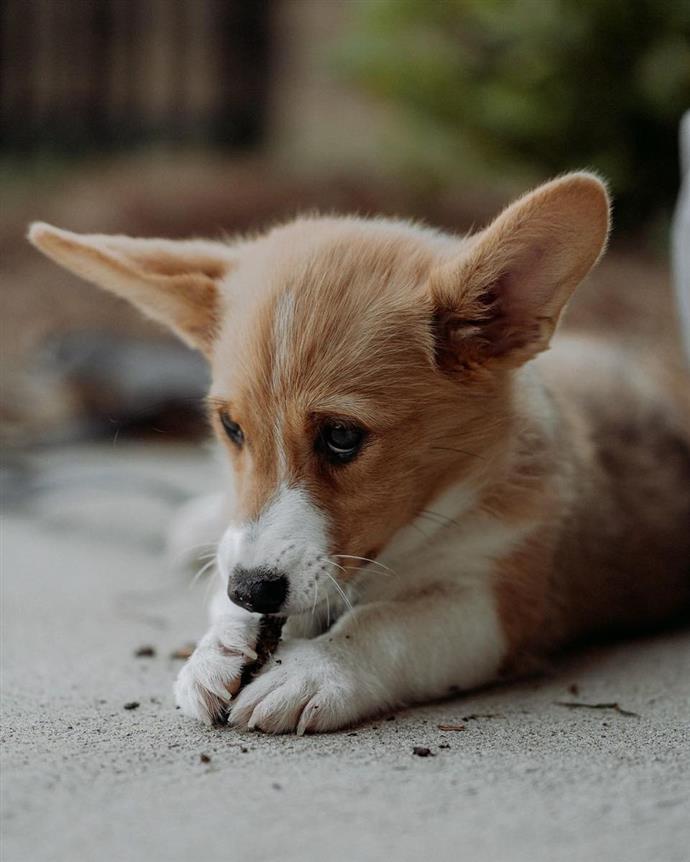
[239,615,286,689]
[555,701,640,717]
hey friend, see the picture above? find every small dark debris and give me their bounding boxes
[438,723,465,732]
[413,746,434,758]
[568,683,580,696]
[135,645,156,658]
[240,746,249,753]
[555,701,639,717]
[170,644,196,660]
[439,743,451,749]
[274,659,282,664]
[462,713,503,722]
[272,782,282,790]
[199,753,211,764]
[123,701,140,711]
[239,616,286,689]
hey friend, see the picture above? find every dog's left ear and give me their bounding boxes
[28,223,235,355]
[430,172,610,370]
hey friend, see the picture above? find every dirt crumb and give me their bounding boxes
[170,644,196,660]
[134,645,156,658]
[413,746,434,758]
[123,701,140,710]
[462,713,503,722]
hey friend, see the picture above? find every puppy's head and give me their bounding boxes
[29,172,609,616]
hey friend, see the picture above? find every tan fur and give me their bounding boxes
[28,172,690,678]
[27,224,232,353]
[209,219,504,557]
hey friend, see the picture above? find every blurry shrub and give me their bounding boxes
[340,0,690,231]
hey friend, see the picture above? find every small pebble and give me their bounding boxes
[413,746,433,758]
[123,701,140,711]
[200,753,211,764]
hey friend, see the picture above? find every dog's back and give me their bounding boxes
[539,336,690,642]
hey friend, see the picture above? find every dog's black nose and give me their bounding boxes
[227,566,288,614]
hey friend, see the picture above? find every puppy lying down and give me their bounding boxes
[29,173,690,734]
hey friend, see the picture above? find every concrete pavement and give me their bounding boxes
[2,444,689,862]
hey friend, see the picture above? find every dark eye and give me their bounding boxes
[318,421,366,464]
[220,412,244,447]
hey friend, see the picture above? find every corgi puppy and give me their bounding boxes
[29,173,690,734]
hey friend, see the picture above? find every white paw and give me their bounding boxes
[174,616,259,725]
[228,640,378,734]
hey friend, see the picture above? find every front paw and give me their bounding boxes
[228,640,375,734]
[174,617,259,725]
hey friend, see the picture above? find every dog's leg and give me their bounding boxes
[174,584,261,724]
[228,583,506,734]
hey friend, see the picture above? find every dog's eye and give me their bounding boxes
[318,421,365,464]
[220,412,244,447]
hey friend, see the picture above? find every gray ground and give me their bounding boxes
[2,444,689,862]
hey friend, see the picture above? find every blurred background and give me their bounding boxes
[1,0,689,452]
[3,9,689,857]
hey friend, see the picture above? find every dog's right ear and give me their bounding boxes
[429,173,610,370]
[28,223,235,355]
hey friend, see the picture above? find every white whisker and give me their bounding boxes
[189,557,216,590]
[175,541,217,558]
[329,554,396,576]
[323,558,347,575]
[311,577,319,618]
[323,570,353,613]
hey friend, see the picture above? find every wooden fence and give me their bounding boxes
[0,0,272,153]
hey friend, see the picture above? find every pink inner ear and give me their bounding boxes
[433,259,556,371]
[500,243,552,317]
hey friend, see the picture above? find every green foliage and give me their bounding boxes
[341,0,690,229]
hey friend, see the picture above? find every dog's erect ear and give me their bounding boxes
[429,172,610,370]
[28,223,235,354]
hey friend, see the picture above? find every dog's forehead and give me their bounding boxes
[213,220,441,420]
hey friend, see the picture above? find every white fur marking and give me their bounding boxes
[217,484,334,615]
